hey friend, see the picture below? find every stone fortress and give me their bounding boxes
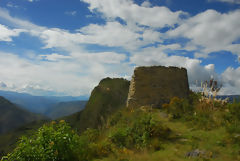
[126,66,190,108]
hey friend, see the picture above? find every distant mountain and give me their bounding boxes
[0,78,129,156]
[45,101,87,119]
[0,96,48,134]
[0,90,88,114]
[0,120,48,157]
[217,95,240,103]
[64,77,130,133]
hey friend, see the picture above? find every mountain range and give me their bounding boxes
[0,90,88,114]
[45,101,87,119]
[0,96,48,134]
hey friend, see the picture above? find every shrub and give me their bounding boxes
[90,139,113,157]
[2,121,90,161]
[109,127,129,148]
[227,102,240,120]
[163,97,192,119]
[82,128,99,142]
[108,111,171,150]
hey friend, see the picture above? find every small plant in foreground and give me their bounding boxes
[198,79,228,110]
[108,111,171,150]
[162,97,192,119]
[2,120,88,161]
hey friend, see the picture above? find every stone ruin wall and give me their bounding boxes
[126,66,190,108]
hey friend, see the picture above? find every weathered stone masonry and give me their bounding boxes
[126,66,189,108]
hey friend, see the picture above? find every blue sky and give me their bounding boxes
[0,0,239,96]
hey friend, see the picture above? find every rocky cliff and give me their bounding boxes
[64,77,130,132]
[127,66,189,108]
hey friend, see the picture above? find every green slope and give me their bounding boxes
[64,77,130,133]
[0,77,129,157]
[0,120,48,157]
[0,96,47,134]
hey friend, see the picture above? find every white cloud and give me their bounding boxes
[65,11,77,16]
[141,0,152,7]
[71,52,127,64]
[35,21,162,51]
[221,67,240,95]
[208,0,240,4]
[39,53,72,61]
[77,22,143,50]
[0,50,131,96]
[27,0,39,2]
[6,2,19,8]
[0,7,44,30]
[0,24,25,41]
[40,52,126,64]
[168,9,240,57]
[0,3,240,96]
[130,46,219,88]
[81,0,186,28]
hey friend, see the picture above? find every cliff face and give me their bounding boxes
[64,77,130,132]
[127,66,189,108]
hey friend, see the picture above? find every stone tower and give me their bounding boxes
[126,66,189,108]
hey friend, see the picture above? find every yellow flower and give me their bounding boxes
[49,141,54,146]
[59,120,65,123]
[51,121,56,125]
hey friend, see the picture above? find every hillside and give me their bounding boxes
[45,101,87,119]
[1,66,240,160]
[0,120,48,157]
[0,96,47,134]
[0,90,87,114]
[217,95,240,103]
[0,77,129,158]
[64,77,130,132]
[2,95,240,161]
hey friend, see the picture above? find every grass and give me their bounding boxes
[92,108,240,161]
[2,105,240,161]
[1,80,240,160]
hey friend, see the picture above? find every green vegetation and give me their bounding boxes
[1,78,240,160]
[64,77,130,133]
[0,120,49,158]
[2,92,240,161]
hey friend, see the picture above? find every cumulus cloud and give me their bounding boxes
[220,67,240,95]
[0,50,131,96]
[0,1,240,95]
[81,0,186,28]
[168,9,240,57]
[208,0,240,4]
[39,53,72,61]
[129,46,219,86]
[0,7,44,30]
[141,0,152,7]
[0,24,25,41]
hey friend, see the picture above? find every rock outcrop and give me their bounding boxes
[127,66,189,108]
[64,77,130,132]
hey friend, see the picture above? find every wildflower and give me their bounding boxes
[55,150,58,156]
[59,120,65,123]
[212,91,217,98]
[49,141,54,146]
